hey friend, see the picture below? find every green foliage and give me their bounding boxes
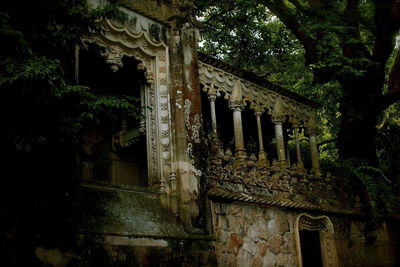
[0,0,139,152]
[330,160,399,221]
[196,0,307,82]
[376,103,400,184]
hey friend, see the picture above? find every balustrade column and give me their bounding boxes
[208,92,221,153]
[209,94,218,137]
[273,119,286,162]
[307,112,321,176]
[255,108,269,167]
[272,98,286,163]
[205,84,220,153]
[293,123,304,169]
[229,100,246,159]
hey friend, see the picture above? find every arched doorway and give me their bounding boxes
[295,213,339,267]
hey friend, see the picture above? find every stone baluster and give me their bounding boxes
[307,112,321,177]
[207,84,218,140]
[272,98,287,164]
[254,106,270,167]
[292,120,304,169]
[229,100,247,159]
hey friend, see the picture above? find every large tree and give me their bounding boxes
[197,0,400,166]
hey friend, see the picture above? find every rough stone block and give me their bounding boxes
[227,233,242,254]
[268,235,283,255]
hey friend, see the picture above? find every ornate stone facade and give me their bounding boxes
[63,1,399,267]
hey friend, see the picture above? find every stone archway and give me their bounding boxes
[295,213,338,267]
[83,16,172,190]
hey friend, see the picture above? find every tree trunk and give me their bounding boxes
[337,74,382,166]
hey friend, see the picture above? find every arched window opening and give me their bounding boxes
[79,43,148,187]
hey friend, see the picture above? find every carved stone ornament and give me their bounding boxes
[101,47,123,72]
[229,100,246,112]
[251,102,265,117]
[271,97,285,123]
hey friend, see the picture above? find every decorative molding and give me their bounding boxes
[161,103,169,111]
[161,116,169,124]
[162,143,170,152]
[229,100,246,112]
[161,130,169,139]
[192,114,201,144]
[160,78,167,85]
[199,61,315,125]
[184,99,192,128]
[208,188,362,216]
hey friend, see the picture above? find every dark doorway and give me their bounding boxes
[300,229,323,267]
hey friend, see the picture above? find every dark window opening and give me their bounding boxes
[242,107,258,155]
[300,229,323,267]
[80,43,148,187]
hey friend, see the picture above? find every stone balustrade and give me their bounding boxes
[206,146,340,205]
[197,55,353,211]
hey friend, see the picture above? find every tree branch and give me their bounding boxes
[341,0,371,59]
[259,0,317,64]
[204,6,236,24]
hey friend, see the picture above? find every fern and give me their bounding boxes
[337,161,399,221]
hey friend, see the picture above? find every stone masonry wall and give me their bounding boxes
[210,200,399,267]
[210,201,298,267]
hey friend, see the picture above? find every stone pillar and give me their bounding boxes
[274,120,286,162]
[207,84,218,139]
[254,107,269,167]
[293,121,304,169]
[272,98,286,163]
[307,112,321,177]
[229,100,246,159]
[209,94,217,137]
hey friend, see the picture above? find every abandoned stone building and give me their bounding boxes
[33,0,399,266]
